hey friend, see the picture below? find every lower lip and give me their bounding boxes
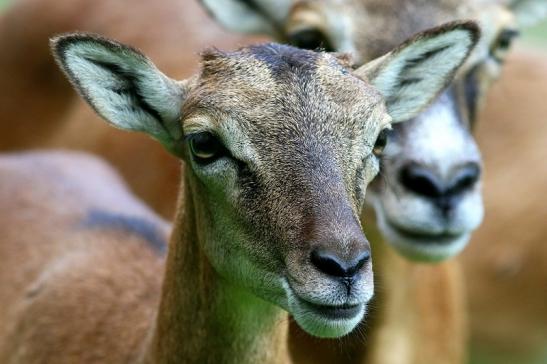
[300,299,363,320]
[388,221,462,244]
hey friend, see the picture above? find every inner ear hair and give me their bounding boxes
[50,33,186,155]
[355,21,480,122]
[81,56,166,125]
[198,0,291,36]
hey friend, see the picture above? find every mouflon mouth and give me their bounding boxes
[285,279,370,338]
[296,296,364,321]
[387,219,464,245]
[299,298,363,320]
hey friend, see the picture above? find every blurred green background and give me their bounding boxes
[525,20,547,47]
[0,0,546,46]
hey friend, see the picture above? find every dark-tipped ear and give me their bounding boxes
[50,33,188,156]
[199,0,293,36]
[354,21,480,123]
[507,0,547,27]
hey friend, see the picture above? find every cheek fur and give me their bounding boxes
[359,156,380,196]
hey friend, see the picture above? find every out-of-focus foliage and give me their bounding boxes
[523,20,547,47]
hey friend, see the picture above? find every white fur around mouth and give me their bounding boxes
[388,219,464,245]
[378,215,472,262]
[283,281,367,338]
[298,297,364,320]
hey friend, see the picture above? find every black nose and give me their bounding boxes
[399,162,481,213]
[310,248,370,279]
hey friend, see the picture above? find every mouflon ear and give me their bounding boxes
[51,33,188,156]
[199,0,293,36]
[354,21,480,123]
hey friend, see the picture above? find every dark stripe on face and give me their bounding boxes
[248,43,320,80]
[81,209,167,255]
[463,65,480,127]
[445,86,468,128]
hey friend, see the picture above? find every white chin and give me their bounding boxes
[379,218,472,262]
[287,295,366,338]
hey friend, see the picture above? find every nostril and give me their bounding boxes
[448,163,481,195]
[346,250,370,277]
[399,163,442,198]
[310,249,370,278]
[311,250,346,277]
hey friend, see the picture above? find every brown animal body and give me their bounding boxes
[0,151,169,363]
[463,48,547,364]
[0,151,291,364]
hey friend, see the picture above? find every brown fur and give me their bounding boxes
[287,50,547,364]
[0,1,542,363]
[276,2,542,362]
[0,0,263,217]
[288,217,468,364]
[0,151,168,363]
[463,48,547,364]
[0,151,290,364]
[281,1,511,362]
[5,31,431,360]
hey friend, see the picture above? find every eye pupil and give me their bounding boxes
[373,129,389,157]
[499,37,511,49]
[496,29,519,50]
[189,132,224,163]
[289,29,333,52]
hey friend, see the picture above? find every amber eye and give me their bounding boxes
[373,129,389,157]
[288,29,334,52]
[188,132,226,164]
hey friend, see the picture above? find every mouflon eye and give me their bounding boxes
[495,29,519,50]
[373,129,389,157]
[188,132,226,164]
[491,29,519,62]
[289,29,334,51]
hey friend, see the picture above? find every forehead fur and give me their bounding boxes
[183,43,386,136]
[341,0,505,58]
